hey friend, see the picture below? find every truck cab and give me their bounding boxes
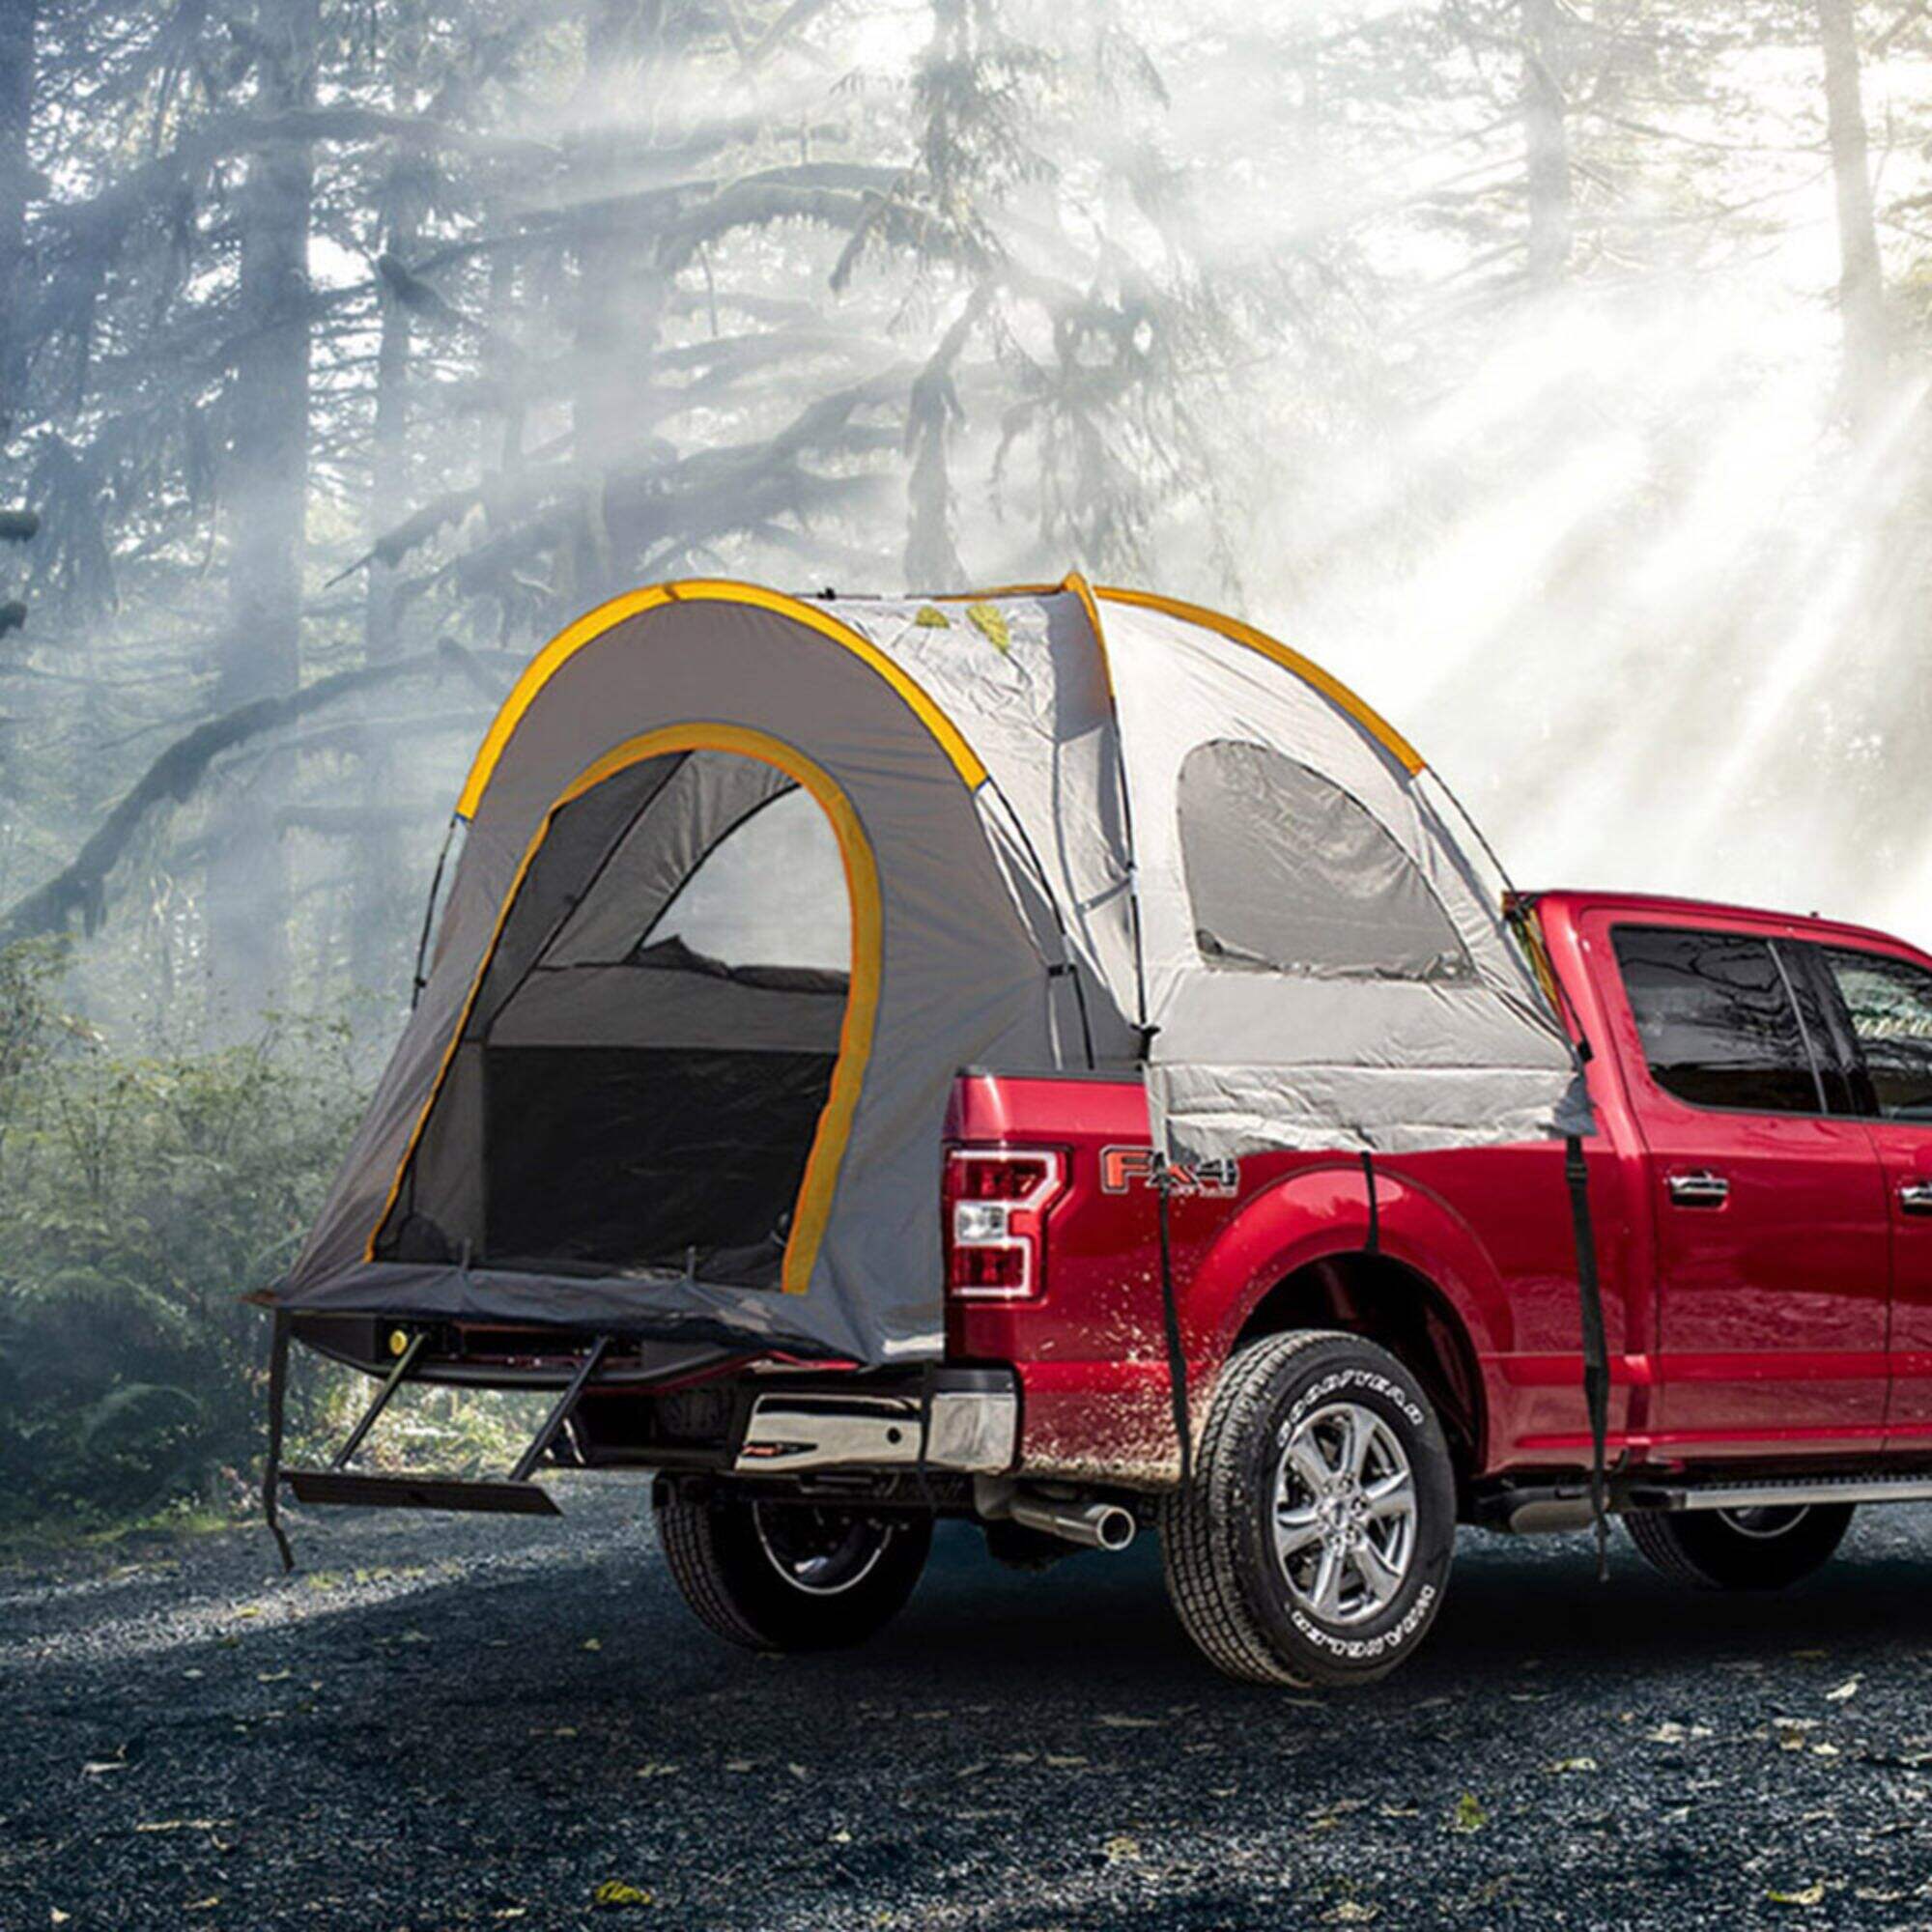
[1537,890,1932,1463]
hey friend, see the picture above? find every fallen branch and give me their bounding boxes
[276,803,426,837]
[0,643,473,947]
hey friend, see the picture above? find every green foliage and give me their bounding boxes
[0,942,363,1525]
[0,938,546,1529]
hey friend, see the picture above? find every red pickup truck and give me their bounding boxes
[298,886,1932,1688]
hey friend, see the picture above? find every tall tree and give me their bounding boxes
[353,49,431,991]
[1521,0,1574,287]
[0,0,1266,998]
[1816,0,1889,425]
[209,0,323,1024]
[563,0,674,614]
[0,0,36,443]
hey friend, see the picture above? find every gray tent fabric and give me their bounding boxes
[1093,593,1589,1161]
[829,591,1143,1065]
[270,579,1587,1364]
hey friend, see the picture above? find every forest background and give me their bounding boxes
[0,0,1917,1527]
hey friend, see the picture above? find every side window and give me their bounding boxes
[1610,925,1823,1114]
[1822,948,1932,1122]
[642,785,849,974]
[1177,740,1471,981]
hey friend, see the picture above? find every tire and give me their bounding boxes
[1162,1330,1458,1688]
[656,1485,932,1652]
[1625,1503,1853,1591]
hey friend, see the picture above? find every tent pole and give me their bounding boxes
[980,776,1094,1070]
[1065,574,1187,1484]
[510,1336,612,1483]
[410,812,461,1009]
[330,1332,428,1469]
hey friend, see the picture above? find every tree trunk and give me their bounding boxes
[352,119,425,993]
[902,378,964,589]
[0,0,36,829]
[0,0,36,442]
[0,646,470,950]
[1816,0,1889,426]
[903,293,982,590]
[483,242,525,645]
[209,0,319,1031]
[1521,0,1573,288]
[565,0,669,612]
[1294,4,1321,160]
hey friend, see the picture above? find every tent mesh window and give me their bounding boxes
[379,753,852,1289]
[1177,739,1473,982]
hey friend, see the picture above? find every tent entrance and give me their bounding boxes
[374,729,875,1296]
[481,1038,840,1282]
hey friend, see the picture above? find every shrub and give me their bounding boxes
[0,942,365,1527]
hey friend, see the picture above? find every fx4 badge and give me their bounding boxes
[1098,1146,1239,1197]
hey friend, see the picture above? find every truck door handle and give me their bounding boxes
[1900,1180,1932,1216]
[1666,1170,1730,1208]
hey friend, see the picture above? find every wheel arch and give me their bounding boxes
[1232,1255,1490,1489]
[1182,1162,1511,1489]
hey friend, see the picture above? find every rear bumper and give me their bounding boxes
[734,1367,1017,1476]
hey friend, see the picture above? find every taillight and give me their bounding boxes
[944,1147,1067,1299]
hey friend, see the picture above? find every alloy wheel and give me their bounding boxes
[1271,1400,1418,1625]
[752,1503,894,1596]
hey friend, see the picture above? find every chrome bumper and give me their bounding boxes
[733,1369,1017,1476]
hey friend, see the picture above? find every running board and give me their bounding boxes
[1625,1472,1932,1514]
[282,1469,561,1516]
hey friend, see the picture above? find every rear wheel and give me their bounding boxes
[657,1485,932,1651]
[1162,1330,1458,1687]
[1625,1503,1853,1590]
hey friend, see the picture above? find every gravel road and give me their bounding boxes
[9,1482,1932,1929]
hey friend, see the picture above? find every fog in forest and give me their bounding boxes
[3,0,1931,1519]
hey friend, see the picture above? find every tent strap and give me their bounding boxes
[1503,894,1610,1576]
[263,1311,295,1575]
[1564,1125,1610,1580]
[1153,1155,1192,1489]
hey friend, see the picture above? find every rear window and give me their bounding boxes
[1177,740,1471,981]
[1611,925,1824,1115]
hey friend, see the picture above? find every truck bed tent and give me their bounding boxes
[271,578,1587,1363]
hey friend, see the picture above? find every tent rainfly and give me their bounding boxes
[272,578,1589,1364]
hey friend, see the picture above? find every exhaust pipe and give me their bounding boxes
[1503,1495,1598,1535]
[1008,1494,1138,1552]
